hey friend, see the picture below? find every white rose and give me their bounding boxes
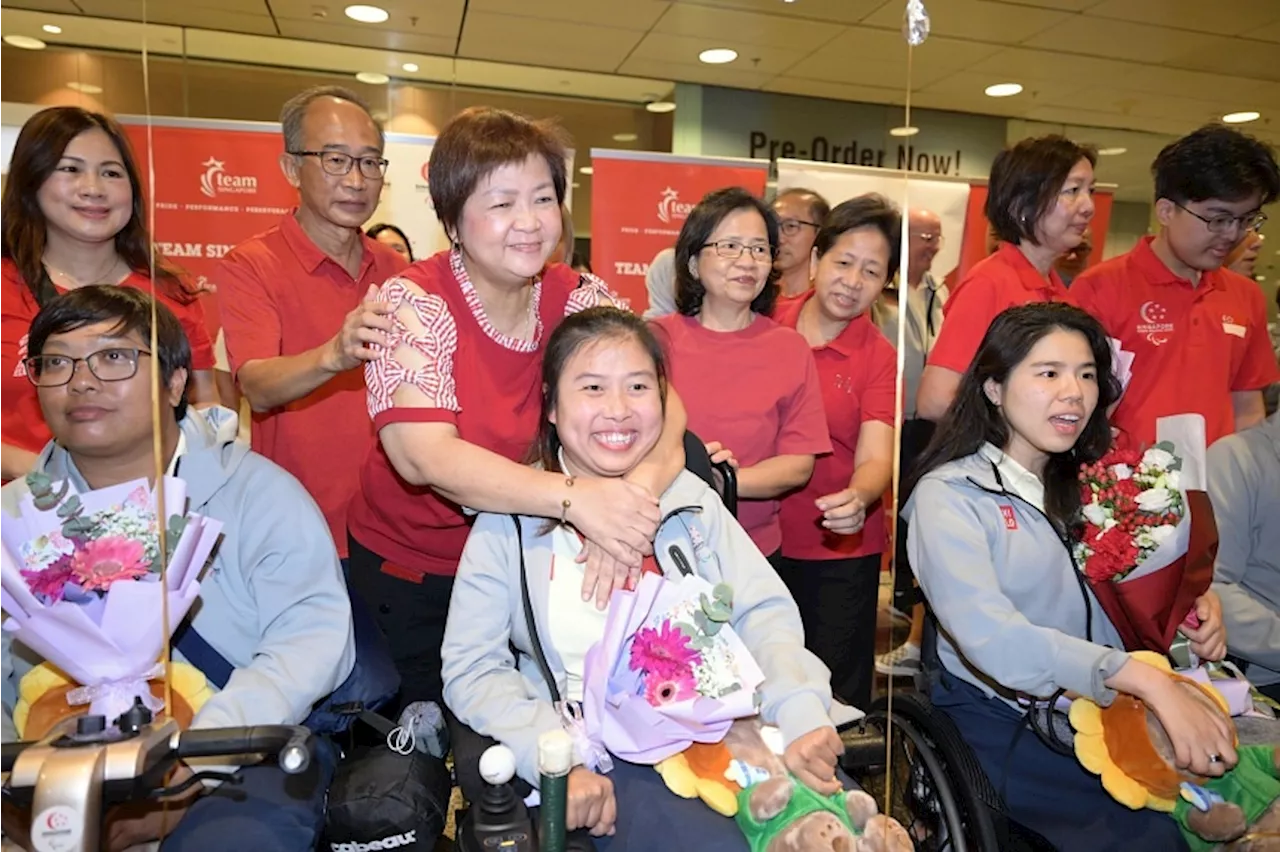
[1111,463,1133,481]
[1148,524,1178,548]
[1083,503,1109,527]
[1136,487,1173,513]
[1165,470,1181,490]
[1142,447,1176,471]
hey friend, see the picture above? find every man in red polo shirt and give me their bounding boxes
[217,86,408,557]
[1073,125,1280,450]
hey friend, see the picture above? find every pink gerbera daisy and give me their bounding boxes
[644,669,698,707]
[629,621,701,679]
[22,554,75,602]
[71,536,149,592]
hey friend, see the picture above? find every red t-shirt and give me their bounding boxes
[928,242,1074,374]
[215,213,408,556]
[1071,236,1279,449]
[347,249,616,578]
[774,293,897,560]
[1,258,216,457]
[651,312,832,556]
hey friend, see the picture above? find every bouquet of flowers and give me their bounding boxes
[1,472,222,726]
[1075,416,1217,653]
[580,572,765,766]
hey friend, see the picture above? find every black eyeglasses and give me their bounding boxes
[290,150,388,179]
[701,240,775,262]
[1174,203,1267,235]
[24,348,151,388]
[777,218,820,237]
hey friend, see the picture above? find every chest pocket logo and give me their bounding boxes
[999,505,1018,531]
[1137,301,1174,347]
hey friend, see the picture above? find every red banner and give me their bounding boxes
[590,152,769,312]
[122,120,299,338]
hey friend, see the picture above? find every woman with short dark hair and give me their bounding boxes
[916,135,1096,423]
[653,187,830,560]
[347,107,685,710]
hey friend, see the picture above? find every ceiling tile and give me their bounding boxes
[270,0,464,39]
[783,28,999,87]
[1170,37,1280,83]
[616,55,774,89]
[1084,0,1280,38]
[960,46,1141,87]
[984,0,1101,9]
[861,0,1069,44]
[1021,16,1218,64]
[274,19,458,55]
[670,0,885,26]
[2,0,82,10]
[626,30,809,75]
[652,5,842,51]
[763,77,905,106]
[469,0,669,31]
[73,0,277,36]
[459,14,645,74]
[1253,18,1280,44]
[453,58,672,103]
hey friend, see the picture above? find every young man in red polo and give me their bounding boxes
[1073,125,1280,450]
[216,87,408,559]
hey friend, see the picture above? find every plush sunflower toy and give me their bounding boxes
[1070,651,1280,851]
[13,661,214,740]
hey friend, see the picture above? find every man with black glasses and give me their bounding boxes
[772,187,830,303]
[215,86,407,562]
[1073,125,1280,450]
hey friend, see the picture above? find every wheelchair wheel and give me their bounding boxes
[845,693,1002,852]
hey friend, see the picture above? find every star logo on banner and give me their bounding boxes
[202,157,225,171]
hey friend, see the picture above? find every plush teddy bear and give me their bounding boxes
[655,718,912,852]
[1070,650,1280,852]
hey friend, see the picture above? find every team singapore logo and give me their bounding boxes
[330,830,416,852]
[656,187,696,224]
[200,157,258,199]
[1137,300,1174,346]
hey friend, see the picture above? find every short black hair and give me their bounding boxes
[776,187,831,226]
[366,222,414,261]
[813,194,903,281]
[674,187,779,317]
[28,285,192,422]
[986,135,1097,246]
[1152,124,1280,207]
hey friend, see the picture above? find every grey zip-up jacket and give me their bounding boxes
[441,469,834,787]
[907,452,1130,711]
[1208,412,1280,687]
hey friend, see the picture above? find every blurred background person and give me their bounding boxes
[772,187,830,305]
[1225,228,1263,279]
[367,221,414,264]
[1054,225,1093,286]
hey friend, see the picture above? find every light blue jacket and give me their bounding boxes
[441,470,834,787]
[907,452,1130,711]
[1208,412,1280,687]
[2,408,355,741]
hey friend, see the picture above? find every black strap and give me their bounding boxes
[514,515,561,706]
[172,620,235,689]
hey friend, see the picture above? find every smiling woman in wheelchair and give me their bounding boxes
[905,303,1233,852]
[440,307,842,849]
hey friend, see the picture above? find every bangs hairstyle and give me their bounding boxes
[28,285,193,422]
[813,194,903,281]
[911,302,1121,536]
[527,307,668,476]
[1152,124,1280,207]
[775,187,831,225]
[428,107,570,243]
[674,186,780,317]
[986,135,1098,246]
[1,106,194,307]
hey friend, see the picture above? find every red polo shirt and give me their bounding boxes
[774,292,896,560]
[1072,236,1279,449]
[1,259,216,459]
[215,213,408,556]
[928,242,1074,373]
[651,312,832,556]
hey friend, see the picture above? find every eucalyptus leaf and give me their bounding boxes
[26,471,52,494]
[703,620,723,637]
[713,583,733,606]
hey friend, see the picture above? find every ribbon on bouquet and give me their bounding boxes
[65,662,166,721]
[559,700,612,774]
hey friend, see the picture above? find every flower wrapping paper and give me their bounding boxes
[1,476,222,724]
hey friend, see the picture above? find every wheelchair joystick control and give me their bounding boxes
[114,697,153,734]
[459,745,537,852]
[76,714,106,735]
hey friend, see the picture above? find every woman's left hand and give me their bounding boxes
[1183,591,1227,662]
[783,727,843,796]
[577,540,641,611]
[816,489,867,536]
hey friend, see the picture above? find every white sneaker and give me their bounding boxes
[875,642,921,677]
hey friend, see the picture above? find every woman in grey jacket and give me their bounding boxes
[441,307,841,848]
[906,303,1233,852]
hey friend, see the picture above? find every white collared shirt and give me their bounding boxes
[979,442,1045,511]
[166,432,188,476]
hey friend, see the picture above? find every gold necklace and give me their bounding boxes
[44,255,126,288]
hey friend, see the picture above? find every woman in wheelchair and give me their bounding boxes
[905,303,1234,852]
[441,307,842,848]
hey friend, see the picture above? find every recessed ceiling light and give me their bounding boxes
[345,5,389,23]
[355,71,390,85]
[402,62,419,72]
[572,182,581,189]
[1097,147,1127,156]
[1222,111,1260,124]
[67,82,103,94]
[984,82,1023,98]
[699,48,738,64]
[889,126,919,137]
[646,100,676,113]
[42,24,62,34]
[580,166,594,175]
[3,35,47,50]
[612,132,639,142]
